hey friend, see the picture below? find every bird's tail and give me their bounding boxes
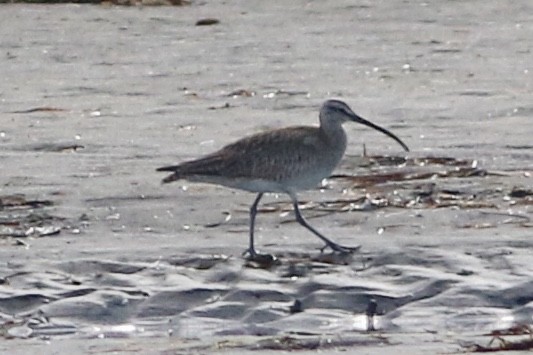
[157,155,227,184]
[156,165,181,184]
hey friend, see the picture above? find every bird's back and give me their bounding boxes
[158,126,347,192]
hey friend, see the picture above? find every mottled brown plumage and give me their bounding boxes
[158,126,345,191]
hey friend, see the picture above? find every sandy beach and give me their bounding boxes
[1,1,532,353]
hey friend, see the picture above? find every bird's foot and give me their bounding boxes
[320,241,361,254]
[243,248,279,268]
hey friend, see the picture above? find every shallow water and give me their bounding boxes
[1,1,532,353]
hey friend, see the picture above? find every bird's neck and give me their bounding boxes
[319,120,347,153]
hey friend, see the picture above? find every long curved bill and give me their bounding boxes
[349,113,410,152]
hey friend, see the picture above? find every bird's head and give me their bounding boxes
[320,99,409,152]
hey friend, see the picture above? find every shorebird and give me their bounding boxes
[157,100,409,260]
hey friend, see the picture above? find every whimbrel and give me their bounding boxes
[157,100,409,260]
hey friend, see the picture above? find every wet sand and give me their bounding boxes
[1,1,532,353]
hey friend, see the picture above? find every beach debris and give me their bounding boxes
[457,211,531,229]
[333,166,487,188]
[195,18,220,26]
[167,254,230,270]
[204,211,232,228]
[311,251,355,265]
[0,318,30,339]
[281,262,308,278]
[227,89,256,98]
[488,324,532,337]
[9,107,67,114]
[102,0,190,5]
[509,187,533,198]
[208,102,231,110]
[0,312,77,340]
[466,324,533,352]
[249,333,388,351]
[244,253,280,269]
[0,195,53,210]
[253,335,320,350]
[26,143,84,153]
[262,89,310,99]
[0,195,64,240]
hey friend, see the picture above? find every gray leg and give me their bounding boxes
[288,192,360,253]
[246,192,264,256]
[244,193,277,264]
